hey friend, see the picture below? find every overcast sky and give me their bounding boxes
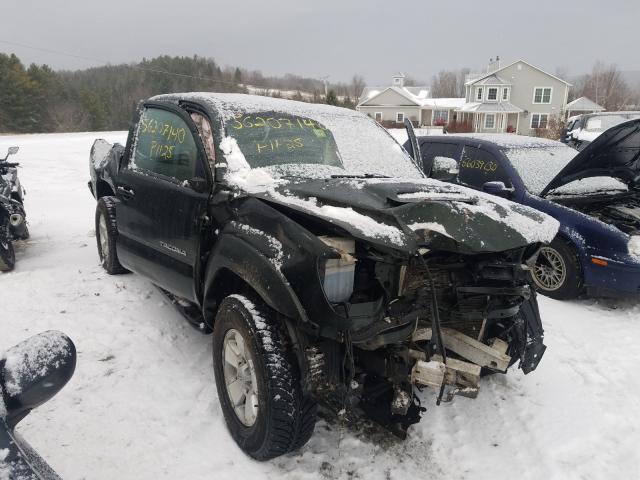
[2,0,638,85]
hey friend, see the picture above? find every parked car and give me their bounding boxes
[0,147,29,272]
[89,93,557,459]
[1,331,76,479]
[563,111,640,150]
[406,119,640,299]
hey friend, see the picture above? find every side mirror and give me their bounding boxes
[482,181,514,198]
[188,176,209,194]
[7,146,19,156]
[431,156,459,180]
[1,331,76,428]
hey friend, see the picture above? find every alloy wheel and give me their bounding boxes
[222,328,259,427]
[532,246,567,291]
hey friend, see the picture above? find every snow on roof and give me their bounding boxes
[456,101,523,113]
[357,86,430,106]
[566,96,605,112]
[473,75,511,86]
[465,59,572,86]
[448,133,564,149]
[421,98,466,109]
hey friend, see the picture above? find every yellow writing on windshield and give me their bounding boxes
[461,158,498,172]
[230,115,327,131]
[256,138,304,154]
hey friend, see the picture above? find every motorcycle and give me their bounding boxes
[0,147,28,272]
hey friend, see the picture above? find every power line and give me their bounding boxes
[0,38,242,87]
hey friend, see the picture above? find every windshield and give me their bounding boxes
[224,110,423,180]
[585,113,640,132]
[504,144,579,194]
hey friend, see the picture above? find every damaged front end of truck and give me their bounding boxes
[212,174,555,438]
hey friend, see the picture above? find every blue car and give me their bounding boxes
[404,119,640,299]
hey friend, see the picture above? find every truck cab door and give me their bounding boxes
[115,103,212,302]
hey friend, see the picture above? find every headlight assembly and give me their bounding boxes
[318,236,356,303]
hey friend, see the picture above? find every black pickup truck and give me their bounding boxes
[89,93,558,460]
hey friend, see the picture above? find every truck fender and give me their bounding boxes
[201,234,310,328]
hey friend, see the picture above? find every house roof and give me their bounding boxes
[465,59,573,87]
[421,98,466,109]
[566,96,605,112]
[358,86,429,106]
[456,101,523,113]
[473,74,510,86]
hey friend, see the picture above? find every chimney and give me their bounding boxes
[488,55,501,72]
[392,73,405,87]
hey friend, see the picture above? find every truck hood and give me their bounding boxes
[541,118,640,196]
[249,177,559,254]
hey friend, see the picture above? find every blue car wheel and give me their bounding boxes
[531,238,582,299]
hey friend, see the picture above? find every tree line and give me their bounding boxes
[0,53,362,133]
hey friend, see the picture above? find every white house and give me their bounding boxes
[458,58,573,135]
[356,74,465,127]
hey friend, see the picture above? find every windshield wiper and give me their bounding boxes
[330,173,391,179]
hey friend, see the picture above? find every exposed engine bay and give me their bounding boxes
[305,243,545,437]
[554,192,640,234]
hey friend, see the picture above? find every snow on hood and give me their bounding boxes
[251,177,559,253]
[541,118,640,196]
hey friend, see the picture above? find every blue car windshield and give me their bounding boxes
[504,145,579,195]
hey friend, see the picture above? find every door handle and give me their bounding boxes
[117,185,135,199]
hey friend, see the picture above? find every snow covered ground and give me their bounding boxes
[1,132,639,479]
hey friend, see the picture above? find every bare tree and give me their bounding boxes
[350,74,366,102]
[431,68,470,97]
[575,61,636,110]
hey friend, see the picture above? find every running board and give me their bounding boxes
[155,287,211,334]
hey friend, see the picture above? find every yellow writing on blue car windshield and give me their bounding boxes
[461,158,498,172]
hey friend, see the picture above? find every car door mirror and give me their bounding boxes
[431,156,459,180]
[187,176,209,193]
[7,146,19,156]
[482,181,514,198]
[1,331,76,428]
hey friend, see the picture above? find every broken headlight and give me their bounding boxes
[318,236,356,303]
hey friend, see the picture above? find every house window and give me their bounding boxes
[433,110,449,125]
[484,114,496,129]
[374,112,382,122]
[396,112,405,123]
[476,87,483,101]
[487,88,498,101]
[502,88,509,101]
[533,87,552,104]
[531,113,549,129]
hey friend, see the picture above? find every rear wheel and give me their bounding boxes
[95,197,127,274]
[0,235,15,272]
[531,237,582,299]
[212,294,316,460]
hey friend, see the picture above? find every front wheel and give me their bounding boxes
[531,237,582,300]
[212,294,316,460]
[95,197,127,275]
[0,235,15,272]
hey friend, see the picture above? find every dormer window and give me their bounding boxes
[476,87,483,101]
[487,87,498,101]
[502,87,509,101]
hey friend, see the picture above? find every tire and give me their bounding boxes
[212,294,316,460]
[531,237,582,300]
[95,196,127,274]
[0,236,15,272]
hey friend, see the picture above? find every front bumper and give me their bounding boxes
[583,254,640,297]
